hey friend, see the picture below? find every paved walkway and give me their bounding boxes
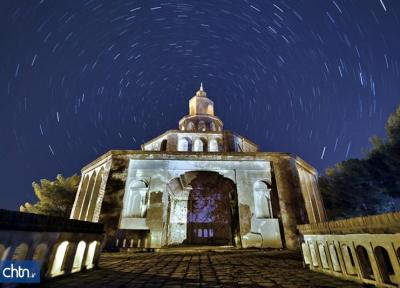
[43,249,361,287]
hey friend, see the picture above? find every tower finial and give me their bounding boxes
[200,82,204,91]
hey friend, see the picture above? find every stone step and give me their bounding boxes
[156,245,237,253]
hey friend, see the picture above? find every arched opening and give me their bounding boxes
[12,243,29,260]
[193,138,207,152]
[341,245,357,275]
[253,181,273,218]
[86,168,104,221]
[356,245,374,279]
[85,241,98,269]
[51,241,69,277]
[160,139,167,151]
[178,138,191,152]
[374,246,395,284]
[123,180,149,217]
[32,243,47,264]
[72,241,86,273]
[329,244,341,272]
[208,139,219,152]
[72,176,89,219]
[79,172,97,220]
[166,171,239,246]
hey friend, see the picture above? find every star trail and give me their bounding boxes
[1,0,400,210]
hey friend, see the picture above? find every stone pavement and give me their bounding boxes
[42,249,362,288]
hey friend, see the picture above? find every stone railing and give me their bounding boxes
[298,212,400,287]
[298,212,400,235]
[0,209,105,281]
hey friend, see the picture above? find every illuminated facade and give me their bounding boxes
[70,85,326,250]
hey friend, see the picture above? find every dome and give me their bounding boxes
[179,83,223,132]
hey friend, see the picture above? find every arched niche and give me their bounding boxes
[72,175,89,219]
[79,171,97,220]
[123,180,149,218]
[253,180,273,218]
[86,167,104,221]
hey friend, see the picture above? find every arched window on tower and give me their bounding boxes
[210,122,216,131]
[208,139,219,152]
[123,180,149,218]
[193,138,207,152]
[198,121,206,131]
[187,122,194,131]
[253,181,273,218]
[160,139,167,151]
[178,138,191,152]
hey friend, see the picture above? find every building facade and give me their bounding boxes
[70,85,326,250]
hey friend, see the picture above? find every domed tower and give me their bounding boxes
[179,83,223,132]
[141,84,258,153]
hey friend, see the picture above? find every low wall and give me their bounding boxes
[298,212,400,287]
[298,212,400,235]
[0,209,105,280]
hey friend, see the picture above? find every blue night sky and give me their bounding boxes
[1,0,399,210]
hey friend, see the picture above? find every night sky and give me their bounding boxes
[1,0,400,211]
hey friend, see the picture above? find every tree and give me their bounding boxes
[20,174,80,218]
[320,106,400,219]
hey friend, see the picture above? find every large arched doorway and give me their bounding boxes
[166,171,239,246]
